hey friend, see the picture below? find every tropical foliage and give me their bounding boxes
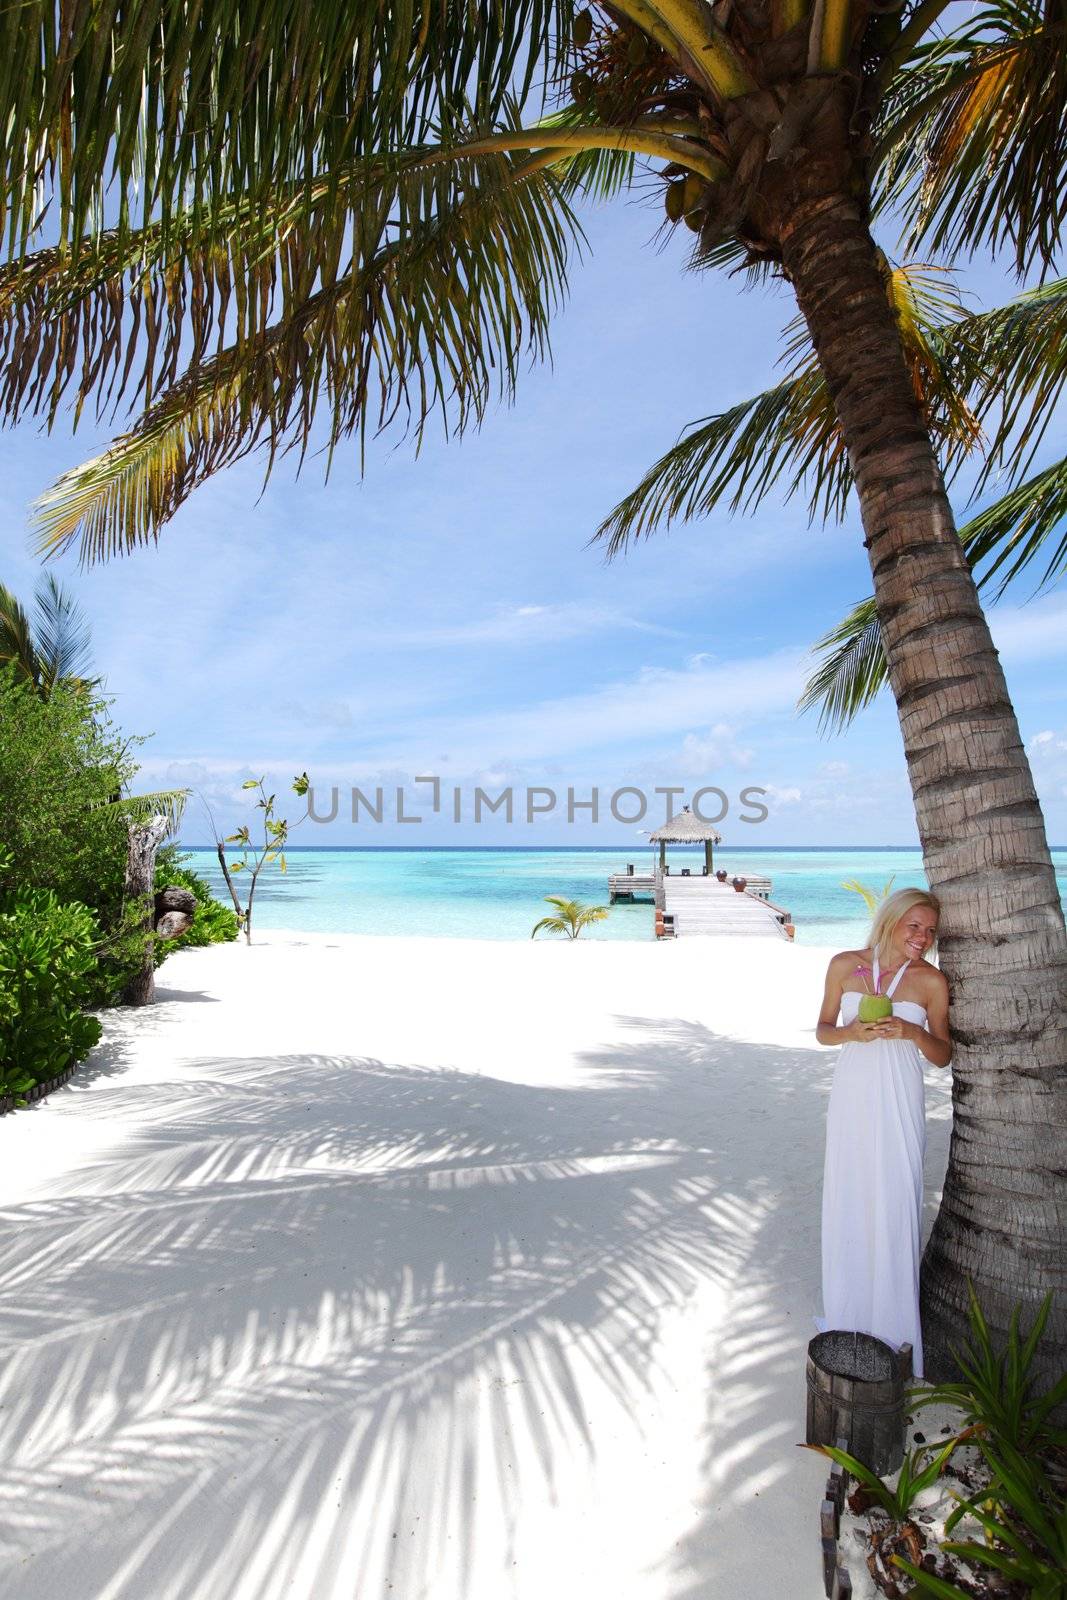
[912,1286,1067,1458]
[0,867,103,1106]
[0,669,135,920]
[213,775,311,944]
[894,1436,1067,1597]
[811,1289,1067,1599]
[841,876,896,915]
[0,2,1058,563]
[800,279,1067,729]
[808,1432,966,1524]
[531,896,610,938]
[0,573,96,697]
[154,857,240,950]
[0,666,179,1004]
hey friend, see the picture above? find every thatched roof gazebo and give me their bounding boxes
[648,807,722,874]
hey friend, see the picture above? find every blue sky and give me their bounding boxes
[1,196,1065,848]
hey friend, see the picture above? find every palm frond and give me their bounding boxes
[596,373,847,556]
[962,455,1067,598]
[32,145,584,562]
[1,98,612,435]
[796,597,884,733]
[798,455,1067,726]
[0,0,569,262]
[104,791,191,837]
[0,583,37,687]
[597,259,981,554]
[32,575,96,692]
[944,278,1067,489]
[876,0,1067,276]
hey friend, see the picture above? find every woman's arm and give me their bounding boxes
[815,953,881,1046]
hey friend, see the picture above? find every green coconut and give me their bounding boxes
[572,10,594,48]
[665,180,686,222]
[858,994,893,1023]
[682,174,705,211]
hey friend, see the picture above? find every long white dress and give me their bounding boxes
[818,957,928,1376]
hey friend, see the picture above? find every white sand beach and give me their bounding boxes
[0,933,953,1600]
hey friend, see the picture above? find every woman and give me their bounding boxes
[815,888,952,1377]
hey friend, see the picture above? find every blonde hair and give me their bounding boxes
[868,886,940,959]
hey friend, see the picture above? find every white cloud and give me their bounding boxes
[142,644,808,807]
[763,783,802,806]
[676,721,755,774]
[385,600,678,648]
[1028,730,1058,752]
[353,643,809,770]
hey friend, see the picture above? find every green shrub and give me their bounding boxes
[0,888,102,1104]
[154,855,239,949]
[0,666,144,1004]
[0,669,135,916]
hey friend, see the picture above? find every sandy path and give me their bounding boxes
[0,933,952,1600]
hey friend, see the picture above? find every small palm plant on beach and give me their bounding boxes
[531,897,608,940]
[842,876,896,914]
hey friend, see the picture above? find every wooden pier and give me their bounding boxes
[608,865,793,937]
[608,868,657,901]
[659,873,792,939]
[610,808,793,937]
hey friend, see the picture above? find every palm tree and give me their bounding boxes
[531,896,610,938]
[1,0,1065,1379]
[0,575,96,698]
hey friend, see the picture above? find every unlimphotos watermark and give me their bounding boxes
[305,777,770,827]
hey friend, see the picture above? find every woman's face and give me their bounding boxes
[888,904,938,963]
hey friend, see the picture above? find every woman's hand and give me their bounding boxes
[867,1016,911,1042]
[840,1017,889,1043]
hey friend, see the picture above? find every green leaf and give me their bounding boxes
[26,129,584,562]
[797,598,884,734]
[799,1444,901,1518]
[875,4,1067,276]
[890,1555,972,1599]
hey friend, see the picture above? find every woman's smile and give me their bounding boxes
[894,914,937,961]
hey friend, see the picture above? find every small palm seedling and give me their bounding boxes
[893,1436,1067,1599]
[910,1283,1067,1458]
[805,1432,966,1524]
[530,896,609,940]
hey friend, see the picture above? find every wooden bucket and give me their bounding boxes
[805,1331,911,1476]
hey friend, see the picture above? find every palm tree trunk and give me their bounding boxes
[122,815,169,1005]
[778,178,1067,1388]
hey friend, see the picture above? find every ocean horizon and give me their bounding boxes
[179,844,1067,946]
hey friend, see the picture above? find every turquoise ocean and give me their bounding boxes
[183,845,1067,948]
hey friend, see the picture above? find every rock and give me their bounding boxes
[155,886,197,917]
[155,910,193,941]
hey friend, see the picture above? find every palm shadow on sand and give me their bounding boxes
[0,1017,951,1600]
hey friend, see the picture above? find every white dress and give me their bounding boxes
[818,956,928,1376]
